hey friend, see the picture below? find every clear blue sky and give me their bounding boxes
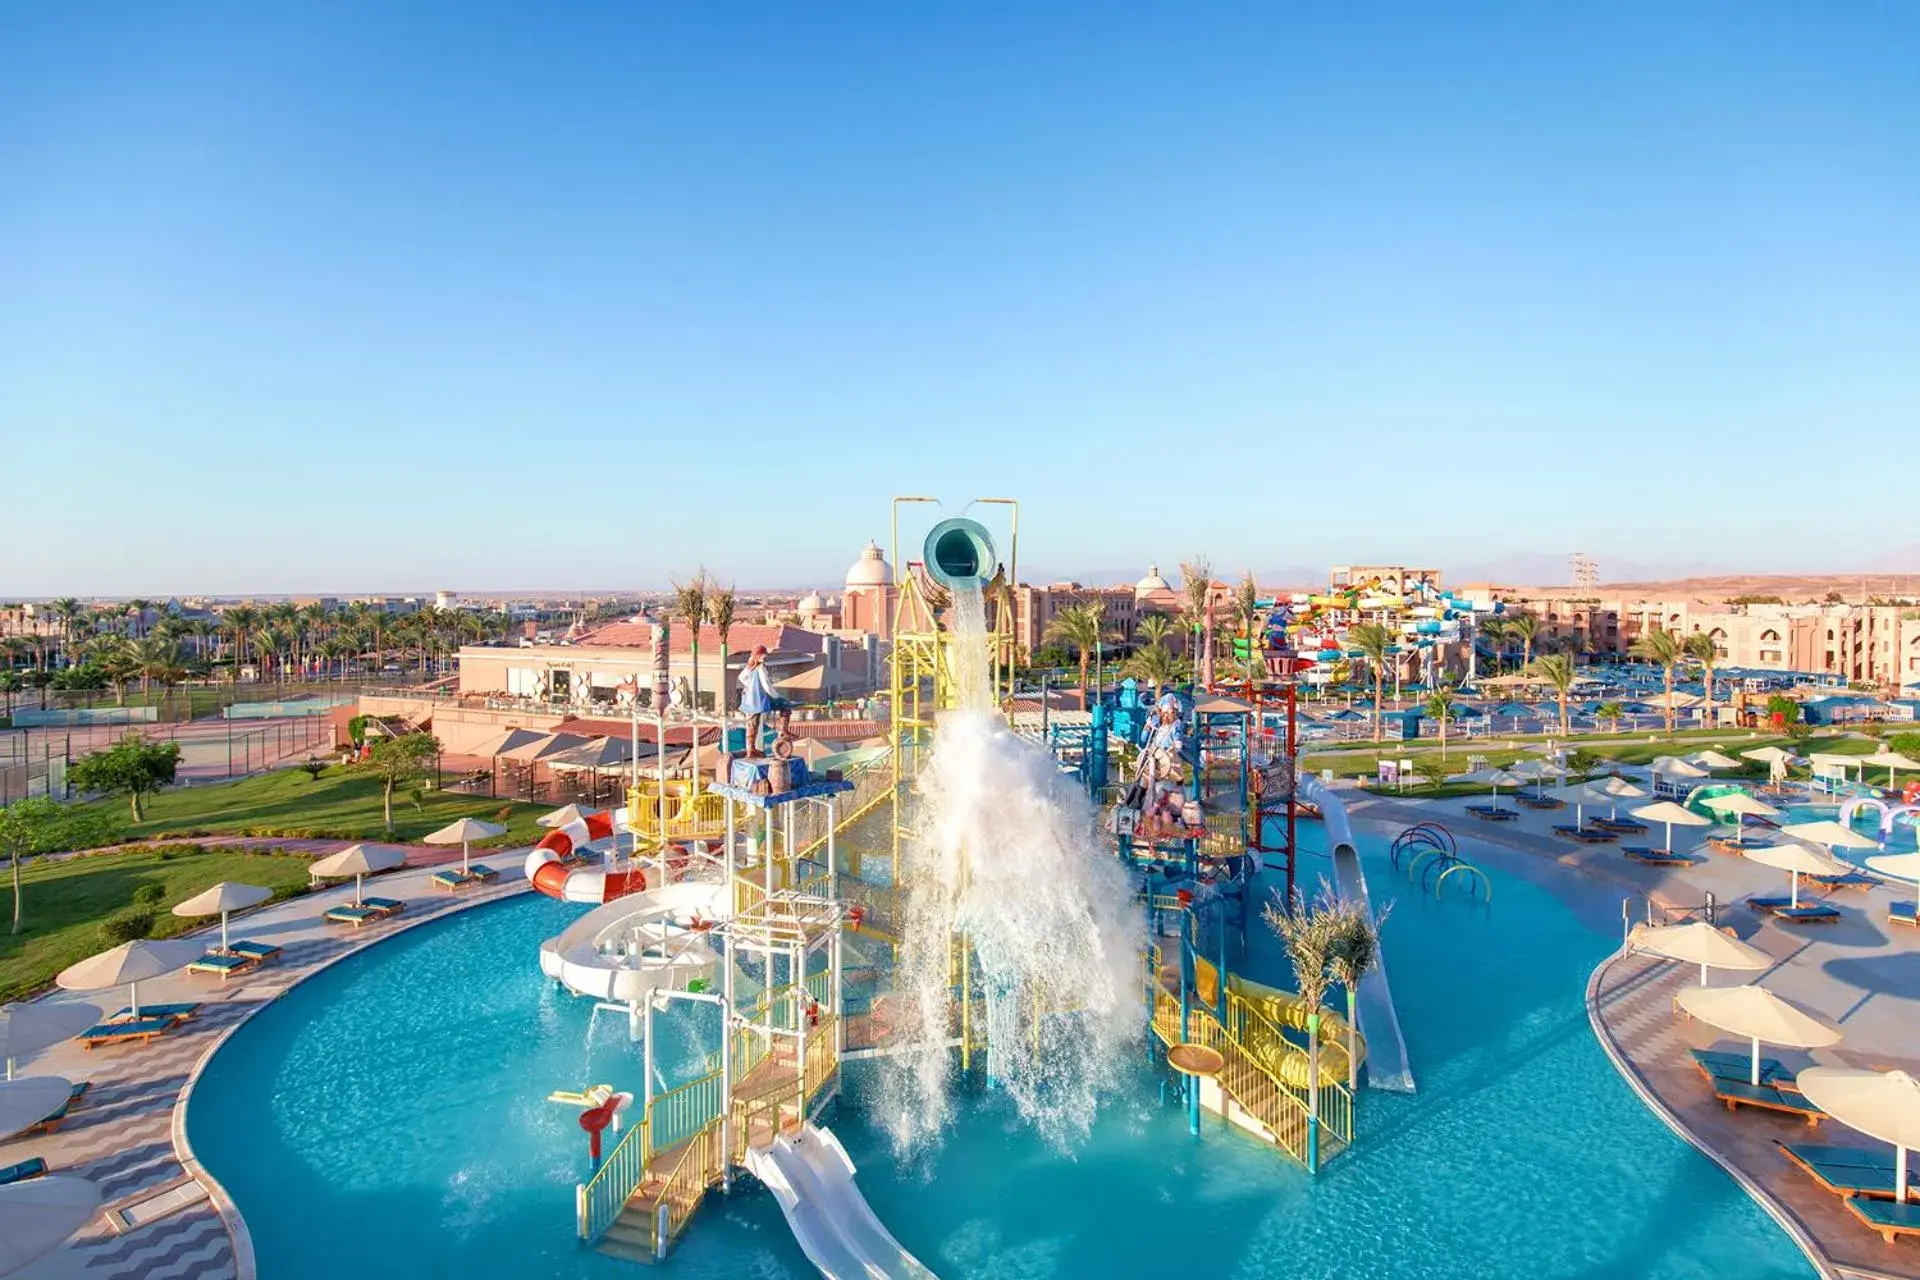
[3,2,1916,596]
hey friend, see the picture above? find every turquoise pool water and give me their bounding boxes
[1782,800,1918,855]
[188,829,1814,1280]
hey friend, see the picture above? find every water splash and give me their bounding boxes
[880,585,1141,1154]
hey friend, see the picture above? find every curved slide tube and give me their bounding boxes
[538,880,729,1003]
[523,808,648,904]
[1297,773,1417,1093]
[745,1124,936,1280]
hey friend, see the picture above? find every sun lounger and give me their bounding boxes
[467,864,499,881]
[1554,824,1616,843]
[27,1082,92,1134]
[361,896,405,916]
[1465,805,1518,822]
[1591,817,1650,834]
[1707,836,1764,854]
[1517,794,1564,810]
[228,940,282,961]
[1692,1049,1793,1088]
[431,869,476,890]
[0,1157,47,1186]
[109,1002,198,1023]
[1780,1145,1917,1200]
[325,906,385,927]
[1772,904,1843,924]
[1747,895,1793,912]
[1808,870,1874,892]
[189,952,257,980]
[78,1015,180,1050]
[1624,846,1699,866]
[1714,1078,1825,1125]
[1847,1196,1920,1243]
[1892,900,1918,927]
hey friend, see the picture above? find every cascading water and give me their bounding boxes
[880,584,1142,1155]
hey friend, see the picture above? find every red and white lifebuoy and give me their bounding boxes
[523,810,647,903]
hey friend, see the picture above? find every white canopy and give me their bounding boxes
[1585,776,1647,799]
[0,1076,77,1142]
[1452,767,1522,787]
[1701,792,1780,819]
[1676,984,1842,1086]
[1741,746,1795,765]
[1688,750,1741,770]
[537,804,594,829]
[0,1176,103,1275]
[0,1001,101,1078]
[467,727,548,758]
[1780,819,1881,852]
[1745,842,1852,908]
[55,939,198,1020]
[1633,921,1770,986]
[1862,751,1920,770]
[1796,1067,1920,1203]
[171,881,275,954]
[424,817,506,844]
[1650,756,1709,779]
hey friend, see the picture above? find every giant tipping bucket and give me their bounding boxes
[923,517,996,593]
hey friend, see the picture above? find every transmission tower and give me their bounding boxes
[1570,552,1597,592]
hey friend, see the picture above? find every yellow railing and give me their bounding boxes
[647,1070,724,1157]
[802,1015,839,1101]
[578,1112,654,1241]
[654,1117,726,1248]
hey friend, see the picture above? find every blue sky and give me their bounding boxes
[3,2,1916,595]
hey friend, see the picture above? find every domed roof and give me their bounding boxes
[1135,563,1171,595]
[798,592,824,613]
[845,541,892,589]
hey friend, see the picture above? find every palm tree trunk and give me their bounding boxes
[1079,650,1091,708]
[1373,668,1384,743]
[1664,666,1675,736]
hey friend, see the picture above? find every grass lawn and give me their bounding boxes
[0,844,322,1000]
[63,764,551,849]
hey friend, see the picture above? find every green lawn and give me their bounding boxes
[62,765,551,849]
[0,844,322,1000]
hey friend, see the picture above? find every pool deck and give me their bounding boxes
[2,846,533,1280]
[1347,783,1920,1280]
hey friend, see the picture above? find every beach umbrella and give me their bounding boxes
[0,1001,101,1081]
[55,939,198,1021]
[309,844,406,907]
[1633,920,1771,986]
[172,881,274,954]
[424,816,506,874]
[1548,781,1604,827]
[1453,767,1521,805]
[1688,750,1740,771]
[537,803,594,829]
[0,1076,77,1142]
[1861,750,1920,788]
[1584,775,1647,820]
[1796,1068,1920,1204]
[1675,984,1841,1086]
[1701,793,1781,828]
[467,727,548,758]
[1744,842,1851,909]
[1742,744,1796,785]
[1651,756,1710,779]
[1632,800,1713,854]
[1780,819,1882,856]
[0,1176,103,1275]
[1867,852,1920,912]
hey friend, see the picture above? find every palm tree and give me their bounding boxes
[1474,615,1506,678]
[50,597,81,663]
[673,572,709,712]
[1527,653,1578,736]
[1596,700,1625,734]
[1347,622,1394,743]
[1264,888,1340,1163]
[1422,686,1458,758]
[1135,611,1176,657]
[707,583,737,712]
[1685,632,1719,727]
[125,599,153,638]
[1123,644,1185,704]
[1504,612,1540,671]
[1630,628,1685,736]
[1045,602,1108,707]
[223,605,259,677]
[1232,572,1262,684]
[1326,897,1391,1091]
[1179,558,1212,689]
[91,635,137,704]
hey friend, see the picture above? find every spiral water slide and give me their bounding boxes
[1296,773,1416,1092]
[523,808,649,904]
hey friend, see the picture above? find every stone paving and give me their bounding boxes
[3,850,532,1280]
[1351,780,1920,1280]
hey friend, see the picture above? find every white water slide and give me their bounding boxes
[538,879,730,1004]
[745,1124,937,1280]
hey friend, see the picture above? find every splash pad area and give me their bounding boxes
[182,502,1813,1278]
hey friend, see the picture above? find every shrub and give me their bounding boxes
[157,849,177,862]
[102,907,157,945]
[133,883,165,906]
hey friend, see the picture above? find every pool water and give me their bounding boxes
[188,830,1814,1280]
[1781,801,1917,855]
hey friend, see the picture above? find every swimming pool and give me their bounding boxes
[187,828,1815,1279]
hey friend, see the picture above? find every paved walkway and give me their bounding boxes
[1350,782,1920,1280]
[2,855,534,1280]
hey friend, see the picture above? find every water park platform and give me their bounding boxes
[0,852,531,1280]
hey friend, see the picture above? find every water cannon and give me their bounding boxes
[923,517,997,594]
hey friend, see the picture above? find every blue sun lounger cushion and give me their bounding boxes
[325,906,383,926]
[1784,1143,1895,1171]
[1715,1079,1824,1124]
[30,1082,92,1132]
[431,870,472,889]
[1692,1049,1792,1087]
[109,1002,198,1023]
[1848,1197,1920,1242]
[1747,896,1793,913]
[189,953,253,977]
[79,1015,178,1046]
[228,940,282,960]
[1773,904,1841,924]
[0,1157,47,1186]
[1890,901,1917,925]
[361,897,405,916]
[468,864,499,880]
